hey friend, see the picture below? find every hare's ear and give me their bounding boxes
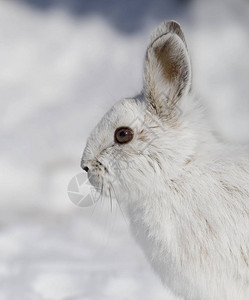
[144,21,191,119]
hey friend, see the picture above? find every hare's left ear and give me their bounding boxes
[144,21,191,118]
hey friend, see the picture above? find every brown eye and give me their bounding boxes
[114,127,134,144]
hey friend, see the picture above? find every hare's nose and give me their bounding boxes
[82,166,89,173]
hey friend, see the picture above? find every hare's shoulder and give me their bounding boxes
[182,154,249,213]
[191,150,249,185]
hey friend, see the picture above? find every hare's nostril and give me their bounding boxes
[83,166,89,173]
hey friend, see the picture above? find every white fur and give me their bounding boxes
[81,21,249,300]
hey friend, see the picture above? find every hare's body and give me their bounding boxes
[82,21,249,299]
[127,151,249,300]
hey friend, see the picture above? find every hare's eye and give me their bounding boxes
[114,127,134,144]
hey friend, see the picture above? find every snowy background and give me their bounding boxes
[0,0,249,299]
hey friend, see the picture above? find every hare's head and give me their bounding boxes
[81,21,202,202]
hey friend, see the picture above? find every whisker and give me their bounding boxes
[90,196,98,216]
[110,182,128,225]
[90,179,103,217]
[100,177,104,206]
[109,187,113,213]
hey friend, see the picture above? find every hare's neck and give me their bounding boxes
[125,191,176,259]
[125,191,186,287]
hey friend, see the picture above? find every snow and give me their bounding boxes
[0,0,249,299]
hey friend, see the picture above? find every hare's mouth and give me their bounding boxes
[81,156,120,200]
[87,162,109,191]
[87,172,100,188]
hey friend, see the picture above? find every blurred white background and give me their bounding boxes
[0,0,249,299]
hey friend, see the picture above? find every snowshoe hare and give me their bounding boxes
[81,21,249,300]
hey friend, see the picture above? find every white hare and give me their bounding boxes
[81,21,249,300]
